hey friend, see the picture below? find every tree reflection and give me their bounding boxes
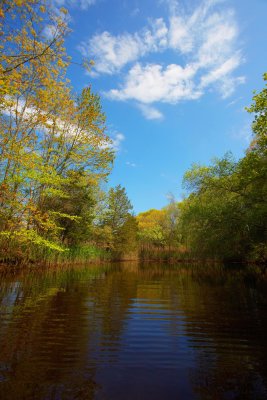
[0,264,267,400]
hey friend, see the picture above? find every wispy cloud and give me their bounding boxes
[137,103,164,120]
[3,97,112,149]
[78,18,168,75]
[226,96,243,107]
[53,0,97,10]
[199,53,245,97]
[231,120,252,144]
[126,161,137,167]
[80,0,245,118]
[110,131,125,151]
[131,7,140,17]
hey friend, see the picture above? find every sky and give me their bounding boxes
[55,0,267,214]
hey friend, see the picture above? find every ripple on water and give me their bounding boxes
[0,264,267,400]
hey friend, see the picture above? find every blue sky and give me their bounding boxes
[56,0,267,213]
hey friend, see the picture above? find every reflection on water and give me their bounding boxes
[0,263,267,399]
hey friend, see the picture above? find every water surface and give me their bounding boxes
[0,263,267,399]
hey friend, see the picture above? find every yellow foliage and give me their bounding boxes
[57,59,65,68]
[137,209,166,230]
[60,7,68,15]
[0,0,113,258]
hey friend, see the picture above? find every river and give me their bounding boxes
[0,263,267,399]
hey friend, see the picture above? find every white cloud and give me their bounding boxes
[126,161,136,167]
[79,32,144,75]
[53,0,97,10]
[3,97,112,150]
[107,63,201,104]
[110,132,125,151]
[137,104,164,120]
[200,53,245,97]
[80,0,97,9]
[81,0,245,118]
[43,24,57,40]
[78,18,168,75]
[196,10,238,67]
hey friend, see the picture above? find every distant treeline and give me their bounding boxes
[0,1,266,266]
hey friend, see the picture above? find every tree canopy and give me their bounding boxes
[0,0,113,262]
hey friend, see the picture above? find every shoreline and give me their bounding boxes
[0,257,265,273]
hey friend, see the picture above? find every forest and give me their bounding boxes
[0,0,266,266]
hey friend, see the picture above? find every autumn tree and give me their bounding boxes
[0,1,113,263]
[0,0,69,98]
[136,209,166,249]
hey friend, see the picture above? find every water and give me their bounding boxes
[0,263,267,400]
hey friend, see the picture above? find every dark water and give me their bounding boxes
[0,263,267,400]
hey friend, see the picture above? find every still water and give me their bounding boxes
[0,263,267,400]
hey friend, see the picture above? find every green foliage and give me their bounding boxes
[137,202,181,252]
[111,215,138,257]
[137,209,166,248]
[103,185,133,231]
[42,170,97,246]
[96,185,138,258]
[0,1,113,264]
[179,73,267,262]
[137,74,267,263]
[245,72,267,153]
[180,156,250,260]
[1,4,266,269]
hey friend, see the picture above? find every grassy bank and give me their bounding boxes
[1,242,265,270]
[0,244,112,268]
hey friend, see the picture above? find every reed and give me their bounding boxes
[0,242,111,268]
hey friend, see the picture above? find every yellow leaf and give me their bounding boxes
[60,7,68,15]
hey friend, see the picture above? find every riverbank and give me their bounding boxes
[0,253,265,272]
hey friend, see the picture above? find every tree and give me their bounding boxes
[136,209,166,248]
[42,169,96,246]
[0,1,113,262]
[0,1,69,98]
[111,215,138,256]
[246,72,267,154]
[137,200,181,252]
[179,76,267,263]
[98,185,138,256]
[104,185,133,232]
[162,197,181,250]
